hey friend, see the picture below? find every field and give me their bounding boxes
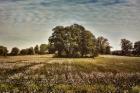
[0,55,140,93]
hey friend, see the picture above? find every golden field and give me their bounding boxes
[0,55,140,93]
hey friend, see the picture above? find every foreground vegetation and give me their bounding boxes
[0,55,140,92]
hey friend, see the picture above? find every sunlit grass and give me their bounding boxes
[0,55,140,92]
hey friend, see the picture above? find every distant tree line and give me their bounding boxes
[0,44,48,56]
[19,44,48,55]
[112,39,140,56]
[0,24,139,57]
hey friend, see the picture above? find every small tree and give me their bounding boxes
[28,47,35,55]
[96,36,111,54]
[34,45,40,54]
[0,46,8,56]
[134,41,140,55]
[121,39,133,56]
[20,49,28,55]
[40,44,48,54]
[10,47,20,56]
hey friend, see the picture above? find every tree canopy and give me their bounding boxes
[96,36,111,54]
[34,45,40,54]
[40,44,48,54]
[10,47,20,56]
[49,24,97,58]
[0,46,8,56]
[134,41,140,55]
[121,39,133,56]
[20,47,35,55]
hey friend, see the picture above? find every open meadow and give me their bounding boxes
[0,55,140,93]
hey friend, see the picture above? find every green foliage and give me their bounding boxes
[10,47,20,56]
[96,36,111,54]
[49,24,97,58]
[0,46,8,56]
[0,83,14,92]
[132,86,140,93]
[134,41,140,55]
[28,47,35,55]
[20,49,28,55]
[34,45,40,54]
[48,44,56,54]
[20,47,35,55]
[121,39,133,56]
[40,44,48,54]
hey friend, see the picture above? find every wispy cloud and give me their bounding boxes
[0,0,140,50]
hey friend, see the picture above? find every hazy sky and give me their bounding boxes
[0,0,140,51]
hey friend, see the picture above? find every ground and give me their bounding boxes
[0,55,140,92]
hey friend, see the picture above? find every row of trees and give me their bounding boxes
[0,44,48,56]
[18,44,48,55]
[112,39,140,56]
[0,24,111,58]
[48,24,140,57]
[1,24,139,57]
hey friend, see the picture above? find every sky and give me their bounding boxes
[0,0,140,51]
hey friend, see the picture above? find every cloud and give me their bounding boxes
[0,0,139,25]
[0,0,140,50]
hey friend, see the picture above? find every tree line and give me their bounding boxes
[0,44,48,56]
[0,24,139,57]
[112,39,140,56]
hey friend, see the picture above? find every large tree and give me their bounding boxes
[49,24,97,58]
[134,41,140,55]
[10,47,20,56]
[121,39,133,55]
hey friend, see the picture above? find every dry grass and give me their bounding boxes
[0,55,140,92]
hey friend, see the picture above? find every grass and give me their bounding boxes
[0,55,140,92]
